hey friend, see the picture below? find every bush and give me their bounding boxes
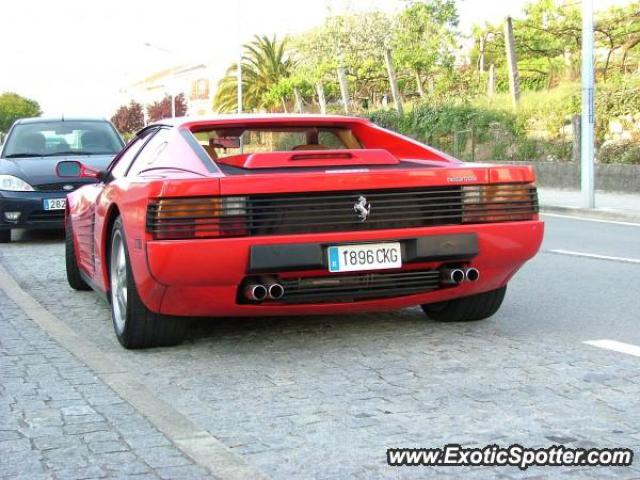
[599,141,640,164]
[365,78,640,164]
[365,103,520,154]
[471,83,580,140]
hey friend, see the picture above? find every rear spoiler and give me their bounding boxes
[215,149,400,169]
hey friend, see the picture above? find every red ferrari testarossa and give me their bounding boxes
[57,115,543,348]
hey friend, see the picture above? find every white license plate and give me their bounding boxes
[43,198,66,210]
[328,242,402,273]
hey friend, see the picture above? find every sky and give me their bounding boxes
[0,0,632,117]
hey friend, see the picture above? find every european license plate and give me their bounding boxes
[328,242,402,273]
[43,198,66,210]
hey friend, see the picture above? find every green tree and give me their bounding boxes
[111,100,145,136]
[470,0,640,89]
[213,35,294,113]
[0,92,41,132]
[393,0,458,97]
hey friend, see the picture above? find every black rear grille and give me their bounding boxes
[247,184,537,235]
[279,270,441,303]
[146,183,538,239]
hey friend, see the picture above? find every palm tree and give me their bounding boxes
[214,35,295,113]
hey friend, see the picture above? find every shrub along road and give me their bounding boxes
[1,214,639,479]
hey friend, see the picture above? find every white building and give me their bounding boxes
[122,63,216,119]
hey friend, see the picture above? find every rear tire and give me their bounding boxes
[109,217,186,349]
[421,286,507,322]
[65,219,91,291]
[0,229,10,243]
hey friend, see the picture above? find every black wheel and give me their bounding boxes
[65,219,91,291]
[0,229,10,243]
[109,217,186,349]
[421,286,507,322]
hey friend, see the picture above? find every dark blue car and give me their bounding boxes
[0,117,124,242]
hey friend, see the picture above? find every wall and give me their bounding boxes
[489,161,640,193]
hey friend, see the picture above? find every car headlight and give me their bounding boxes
[0,175,35,192]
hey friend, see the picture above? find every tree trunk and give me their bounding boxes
[281,97,288,113]
[384,48,403,115]
[415,70,425,98]
[478,35,485,72]
[563,47,573,80]
[316,82,327,114]
[504,16,521,108]
[337,67,350,114]
[293,87,304,114]
[487,64,496,96]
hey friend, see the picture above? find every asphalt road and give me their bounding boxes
[1,214,640,479]
[501,214,640,343]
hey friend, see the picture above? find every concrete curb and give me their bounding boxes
[540,205,640,224]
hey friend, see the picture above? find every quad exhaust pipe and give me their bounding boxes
[244,279,285,302]
[440,268,466,285]
[440,266,480,285]
[245,284,268,302]
[465,267,480,282]
[264,279,285,300]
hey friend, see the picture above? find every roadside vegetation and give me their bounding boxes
[212,0,640,164]
[4,0,638,163]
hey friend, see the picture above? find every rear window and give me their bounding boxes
[193,126,362,159]
[2,120,124,158]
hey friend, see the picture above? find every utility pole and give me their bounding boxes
[581,0,595,208]
[504,17,521,107]
[384,48,403,115]
[237,53,242,114]
[236,1,243,114]
[142,43,179,118]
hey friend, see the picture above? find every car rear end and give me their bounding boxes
[141,163,543,317]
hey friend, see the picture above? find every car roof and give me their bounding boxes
[15,117,110,124]
[150,114,372,129]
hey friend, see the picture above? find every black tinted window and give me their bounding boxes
[109,137,145,179]
[127,129,171,177]
[3,121,124,158]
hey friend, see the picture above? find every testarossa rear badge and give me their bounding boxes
[447,175,477,183]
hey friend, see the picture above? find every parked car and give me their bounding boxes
[0,117,124,242]
[59,115,544,349]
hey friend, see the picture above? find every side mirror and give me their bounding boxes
[56,160,100,179]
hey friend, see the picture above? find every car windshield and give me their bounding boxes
[2,120,123,158]
[193,126,362,160]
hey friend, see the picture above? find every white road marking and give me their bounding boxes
[584,339,640,358]
[542,213,640,227]
[546,249,640,264]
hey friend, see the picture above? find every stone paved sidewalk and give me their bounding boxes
[0,290,212,480]
[538,188,640,222]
